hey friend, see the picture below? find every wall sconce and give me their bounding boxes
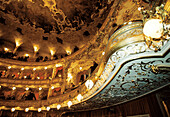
[4,48,9,52]
[25,108,29,112]
[46,107,50,111]
[57,104,61,110]
[85,80,94,90]
[33,45,40,57]
[67,101,72,108]
[38,108,41,112]
[11,108,15,112]
[12,87,16,90]
[77,94,83,102]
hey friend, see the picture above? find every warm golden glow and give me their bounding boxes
[50,49,55,56]
[25,108,29,112]
[25,87,29,90]
[57,104,61,110]
[15,38,23,47]
[143,19,163,38]
[25,54,29,57]
[85,80,94,90]
[33,45,40,52]
[46,107,50,111]
[11,108,15,112]
[8,66,11,69]
[4,48,9,52]
[66,50,71,55]
[12,87,16,90]
[79,67,82,70]
[51,86,54,89]
[77,94,83,102]
[21,68,24,70]
[24,76,27,79]
[67,101,72,108]
[33,68,36,71]
[56,64,62,67]
[39,87,42,90]
[44,67,47,69]
[38,108,41,112]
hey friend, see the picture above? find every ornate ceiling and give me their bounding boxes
[0,0,111,58]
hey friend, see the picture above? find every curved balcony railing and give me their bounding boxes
[0,77,63,88]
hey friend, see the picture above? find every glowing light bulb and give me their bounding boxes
[67,101,72,108]
[8,66,11,69]
[21,68,24,70]
[143,19,163,38]
[46,107,50,111]
[44,67,47,70]
[4,48,9,52]
[102,52,105,55]
[57,104,61,110]
[33,68,36,71]
[39,87,42,90]
[85,80,94,90]
[25,87,29,90]
[38,108,41,112]
[77,94,83,102]
[25,108,29,112]
[51,86,54,89]
[12,87,16,90]
[79,67,82,70]
[25,54,29,57]
[11,108,15,112]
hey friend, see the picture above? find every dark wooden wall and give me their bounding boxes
[62,93,163,117]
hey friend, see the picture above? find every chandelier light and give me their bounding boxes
[140,3,170,51]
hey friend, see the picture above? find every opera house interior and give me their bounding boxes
[0,0,169,116]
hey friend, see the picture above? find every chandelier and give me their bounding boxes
[140,1,170,51]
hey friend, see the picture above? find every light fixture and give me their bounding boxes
[46,107,50,111]
[39,87,42,90]
[67,101,72,108]
[12,87,16,90]
[66,50,71,55]
[25,87,29,91]
[85,80,94,90]
[33,45,39,53]
[141,3,170,51]
[77,94,83,102]
[143,19,163,39]
[8,66,11,69]
[33,68,36,71]
[50,49,55,56]
[37,76,40,79]
[38,108,41,112]
[25,108,29,112]
[44,67,47,70]
[128,21,132,24]
[102,52,105,55]
[15,38,23,47]
[25,54,29,57]
[11,108,15,112]
[57,104,61,110]
[4,48,9,52]
[21,68,24,71]
[79,67,82,70]
[51,86,54,89]
[24,76,27,79]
